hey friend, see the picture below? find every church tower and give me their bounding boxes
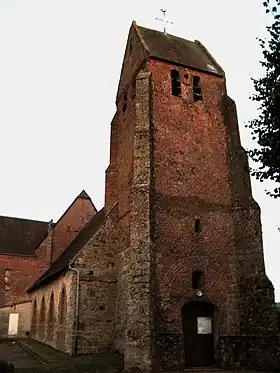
[105,22,277,372]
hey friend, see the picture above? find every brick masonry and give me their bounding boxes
[145,59,277,371]
[102,23,279,371]
[0,255,47,309]
[51,196,96,263]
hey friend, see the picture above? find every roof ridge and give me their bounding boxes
[0,214,48,224]
[77,189,92,200]
[27,207,107,292]
[133,21,150,54]
[137,23,196,44]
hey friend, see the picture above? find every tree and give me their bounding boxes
[247,0,280,198]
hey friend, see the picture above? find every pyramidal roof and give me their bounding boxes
[77,190,91,200]
[135,23,224,76]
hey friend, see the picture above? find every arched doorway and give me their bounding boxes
[182,301,215,367]
[47,292,55,342]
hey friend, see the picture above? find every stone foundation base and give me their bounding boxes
[156,334,280,371]
[157,333,185,371]
[220,335,280,371]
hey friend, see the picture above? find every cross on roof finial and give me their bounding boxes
[155,8,174,35]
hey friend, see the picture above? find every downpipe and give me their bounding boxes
[69,259,80,355]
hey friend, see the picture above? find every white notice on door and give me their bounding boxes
[8,313,19,335]
[197,317,212,334]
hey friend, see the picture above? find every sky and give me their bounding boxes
[0,0,279,299]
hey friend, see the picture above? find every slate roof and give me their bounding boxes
[28,207,106,292]
[0,215,48,256]
[136,23,224,76]
[77,190,91,200]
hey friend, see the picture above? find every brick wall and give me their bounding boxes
[35,222,53,265]
[149,61,241,359]
[51,197,96,263]
[106,53,277,371]
[0,255,46,308]
[147,59,276,369]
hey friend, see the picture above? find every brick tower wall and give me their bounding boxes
[105,23,278,371]
[147,59,277,369]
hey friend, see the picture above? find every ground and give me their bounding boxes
[0,340,41,369]
[0,339,123,373]
[0,339,274,373]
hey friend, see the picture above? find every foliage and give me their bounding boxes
[246,0,280,198]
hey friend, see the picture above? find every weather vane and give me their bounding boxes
[155,9,174,35]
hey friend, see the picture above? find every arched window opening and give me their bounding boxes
[195,218,201,233]
[59,287,67,325]
[193,76,202,102]
[4,269,11,290]
[171,69,181,96]
[47,293,55,342]
[192,270,204,290]
[31,299,37,338]
[39,297,46,340]
[57,286,67,351]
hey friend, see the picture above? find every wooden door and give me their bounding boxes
[182,301,215,367]
[8,313,19,336]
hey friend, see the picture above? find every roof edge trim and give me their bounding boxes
[194,40,225,76]
[149,56,224,77]
[27,204,118,293]
[133,21,150,54]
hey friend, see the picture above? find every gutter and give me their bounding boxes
[68,259,80,355]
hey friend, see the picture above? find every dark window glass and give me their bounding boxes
[192,270,204,289]
[171,70,181,96]
[195,219,201,233]
[193,76,202,101]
